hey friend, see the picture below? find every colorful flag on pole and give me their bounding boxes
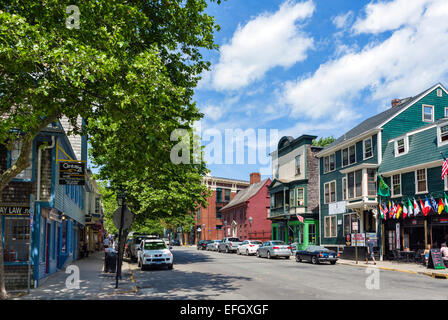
[378,176,390,196]
[423,196,431,216]
[396,203,402,219]
[382,203,388,220]
[438,198,444,214]
[442,152,448,180]
[408,199,413,217]
[418,198,425,215]
[296,214,304,223]
[445,193,448,213]
[431,196,438,213]
[378,203,384,220]
[403,203,408,219]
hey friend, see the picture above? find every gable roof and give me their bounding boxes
[220,179,270,211]
[319,83,446,155]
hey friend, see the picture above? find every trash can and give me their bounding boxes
[104,251,117,273]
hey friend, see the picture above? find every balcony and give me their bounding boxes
[269,207,287,218]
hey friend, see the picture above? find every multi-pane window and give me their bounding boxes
[324,216,336,238]
[323,154,336,173]
[297,224,304,244]
[10,141,33,180]
[224,189,231,202]
[324,181,336,204]
[342,177,347,200]
[295,155,301,175]
[216,208,222,220]
[289,190,295,207]
[364,138,373,159]
[367,169,377,196]
[216,188,222,203]
[296,188,304,206]
[308,224,317,244]
[416,169,427,193]
[437,89,443,97]
[342,145,356,166]
[396,138,406,155]
[440,125,448,143]
[392,174,401,196]
[423,105,434,122]
[3,217,30,262]
[347,170,363,199]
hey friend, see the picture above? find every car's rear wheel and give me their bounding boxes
[311,256,318,264]
[296,255,301,262]
[226,247,229,254]
[246,249,249,256]
[330,261,337,265]
[256,250,261,258]
[267,251,271,259]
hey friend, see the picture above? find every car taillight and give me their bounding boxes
[230,242,233,246]
[249,245,255,247]
[338,253,340,257]
[287,246,291,250]
[319,253,323,257]
[273,246,279,250]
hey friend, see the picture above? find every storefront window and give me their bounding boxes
[3,217,30,262]
[308,224,316,244]
[297,224,304,244]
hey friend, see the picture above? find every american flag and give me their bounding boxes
[442,152,448,180]
[296,214,304,223]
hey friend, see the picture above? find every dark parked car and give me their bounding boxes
[197,240,212,250]
[295,245,339,264]
[171,239,181,246]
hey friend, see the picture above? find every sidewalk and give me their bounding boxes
[338,258,448,279]
[12,252,137,300]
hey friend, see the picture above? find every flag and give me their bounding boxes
[296,214,304,223]
[414,198,421,216]
[378,176,390,196]
[378,203,384,220]
[403,203,408,219]
[392,202,397,219]
[419,198,425,215]
[396,203,402,219]
[442,152,448,180]
[431,196,438,213]
[445,193,448,213]
[423,196,431,216]
[382,203,388,220]
[408,199,413,217]
[389,201,393,219]
[438,198,444,215]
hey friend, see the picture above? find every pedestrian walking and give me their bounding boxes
[365,237,376,265]
[104,236,110,248]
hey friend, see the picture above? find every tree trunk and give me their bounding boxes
[0,193,7,299]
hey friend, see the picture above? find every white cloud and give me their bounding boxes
[202,105,225,121]
[332,11,354,29]
[210,0,315,91]
[283,0,448,121]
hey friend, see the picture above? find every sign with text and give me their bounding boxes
[0,205,30,215]
[328,201,346,215]
[366,232,378,247]
[428,249,446,270]
[351,233,366,246]
[59,161,85,185]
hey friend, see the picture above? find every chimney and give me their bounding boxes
[391,98,401,107]
[250,172,261,185]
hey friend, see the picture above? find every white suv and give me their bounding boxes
[137,239,173,270]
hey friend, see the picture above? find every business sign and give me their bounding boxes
[366,232,378,247]
[351,233,365,246]
[328,201,346,215]
[59,161,85,185]
[352,221,358,232]
[0,205,30,215]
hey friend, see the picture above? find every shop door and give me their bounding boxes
[45,222,50,274]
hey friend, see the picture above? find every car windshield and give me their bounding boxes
[250,241,262,245]
[271,241,285,245]
[307,246,328,251]
[228,238,240,242]
[143,242,166,250]
[214,240,221,243]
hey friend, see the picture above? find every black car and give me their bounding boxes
[171,239,181,246]
[295,245,339,265]
[197,240,212,250]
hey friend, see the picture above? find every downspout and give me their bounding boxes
[37,136,56,201]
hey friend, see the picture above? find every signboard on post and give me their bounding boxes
[428,249,446,270]
[351,233,366,246]
[113,205,134,230]
[59,161,85,185]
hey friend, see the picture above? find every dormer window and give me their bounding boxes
[394,137,408,156]
[437,123,448,147]
[423,105,434,122]
[437,89,443,97]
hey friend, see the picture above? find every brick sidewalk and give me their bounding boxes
[338,258,448,279]
[11,252,137,300]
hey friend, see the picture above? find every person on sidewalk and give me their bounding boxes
[104,236,110,248]
[365,237,376,265]
[440,243,448,266]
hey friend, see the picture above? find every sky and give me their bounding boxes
[193,0,448,181]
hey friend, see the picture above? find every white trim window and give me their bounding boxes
[342,145,356,167]
[422,105,434,122]
[324,181,336,204]
[342,177,347,200]
[437,123,448,146]
[323,153,336,173]
[391,174,402,197]
[295,155,301,175]
[437,89,443,97]
[296,187,305,206]
[347,170,363,199]
[324,216,337,238]
[363,137,373,160]
[367,169,377,196]
[394,137,408,156]
[415,169,428,194]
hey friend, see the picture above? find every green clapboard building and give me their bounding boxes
[268,135,322,250]
[317,83,448,260]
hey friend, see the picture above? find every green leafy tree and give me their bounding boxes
[0,0,220,299]
[312,136,336,148]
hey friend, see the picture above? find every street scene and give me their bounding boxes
[1,0,448,308]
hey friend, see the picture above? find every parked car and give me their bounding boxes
[237,240,263,255]
[257,241,291,259]
[126,234,158,262]
[295,245,339,265]
[218,237,243,253]
[137,239,173,270]
[290,242,299,256]
[197,240,212,250]
[206,240,222,251]
[162,238,170,246]
[170,239,181,246]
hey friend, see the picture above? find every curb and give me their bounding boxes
[338,261,448,279]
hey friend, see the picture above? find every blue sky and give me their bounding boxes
[194,0,448,181]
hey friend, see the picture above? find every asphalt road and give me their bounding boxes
[130,246,448,300]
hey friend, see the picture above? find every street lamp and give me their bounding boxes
[249,217,253,240]
[115,189,125,288]
[223,220,227,239]
[202,224,205,241]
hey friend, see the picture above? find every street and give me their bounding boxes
[130,247,448,300]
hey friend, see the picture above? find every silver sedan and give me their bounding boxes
[257,241,291,259]
[206,240,221,251]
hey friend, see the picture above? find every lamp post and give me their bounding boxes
[223,220,227,239]
[202,224,205,241]
[249,217,253,240]
[115,189,125,289]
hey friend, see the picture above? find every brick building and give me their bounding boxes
[221,173,272,242]
[190,175,249,243]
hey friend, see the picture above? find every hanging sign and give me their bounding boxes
[59,161,85,185]
[0,205,30,215]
